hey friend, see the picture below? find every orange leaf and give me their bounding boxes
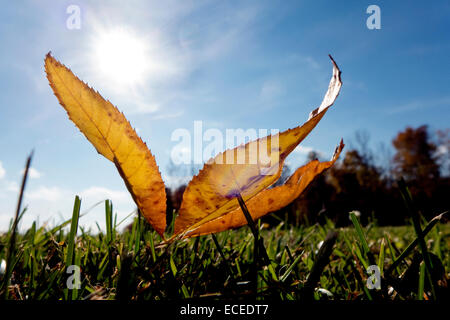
[173,56,342,237]
[183,140,344,237]
[44,53,167,236]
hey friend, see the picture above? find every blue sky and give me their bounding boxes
[0,0,449,231]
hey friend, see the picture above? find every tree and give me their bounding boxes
[391,125,448,218]
[392,125,440,182]
[326,149,391,225]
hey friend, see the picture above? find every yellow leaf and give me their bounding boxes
[173,56,342,236]
[183,140,344,237]
[44,53,167,236]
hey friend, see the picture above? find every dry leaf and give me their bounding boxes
[183,140,344,237]
[173,55,342,237]
[44,53,167,236]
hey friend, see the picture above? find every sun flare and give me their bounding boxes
[92,27,149,87]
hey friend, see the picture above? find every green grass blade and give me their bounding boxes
[280,251,304,282]
[378,238,385,277]
[211,233,234,278]
[418,262,425,300]
[1,151,33,299]
[105,200,113,244]
[398,178,436,299]
[350,211,370,255]
[169,255,177,277]
[64,195,81,300]
[386,211,447,276]
[148,231,156,263]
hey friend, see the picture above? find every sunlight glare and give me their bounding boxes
[93,28,149,87]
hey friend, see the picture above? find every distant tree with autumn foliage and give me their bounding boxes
[392,125,440,182]
[391,125,449,219]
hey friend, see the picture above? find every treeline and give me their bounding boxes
[166,125,449,227]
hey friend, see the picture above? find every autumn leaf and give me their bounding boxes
[173,55,342,237]
[183,140,344,237]
[44,53,167,236]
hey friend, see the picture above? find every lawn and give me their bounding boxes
[0,196,448,301]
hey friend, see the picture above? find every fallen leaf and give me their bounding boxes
[45,53,167,236]
[173,55,342,236]
[183,140,344,237]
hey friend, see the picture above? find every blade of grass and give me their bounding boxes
[354,244,369,270]
[116,253,133,301]
[105,200,113,244]
[300,230,338,300]
[113,212,117,240]
[1,151,33,299]
[350,211,367,251]
[284,246,294,264]
[280,250,304,282]
[211,233,234,279]
[378,238,385,277]
[350,211,377,267]
[116,209,137,228]
[72,247,81,300]
[133,211,142,263]
[418,262,425,300]
[128,215,137,250]
[64,195,81,300]
[345,255,373,301]
[386,211,448,276]
[398,178,436,299]
[148,230,157,263]
[169,254,177,277]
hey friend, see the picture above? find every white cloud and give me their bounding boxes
[436,144,448,157]
[163,175,191,189]
[0,162,5,179]
[79,186,131,204]
[293,146,326,159]
[20,167,42,179]
[294,145,315,155]
[151,110,184,120]
[26,186,63,202]
[6,181,18,193]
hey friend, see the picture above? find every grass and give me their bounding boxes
[0,196,448,300]
[0,159,448,301]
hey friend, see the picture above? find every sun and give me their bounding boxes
[92,27,149,87]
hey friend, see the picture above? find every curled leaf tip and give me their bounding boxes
[173,56,343,236]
